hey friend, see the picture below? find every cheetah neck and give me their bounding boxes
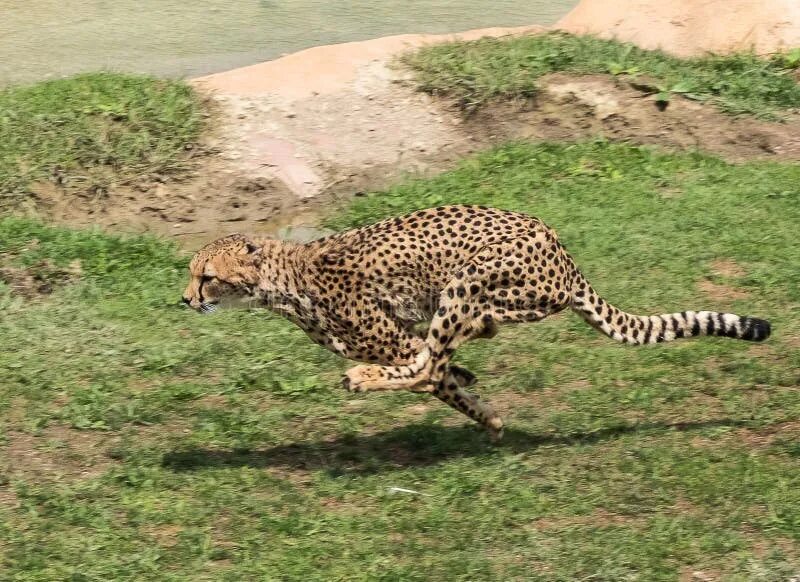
[255,239,320,305]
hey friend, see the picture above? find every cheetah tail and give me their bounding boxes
[569,272,771,345]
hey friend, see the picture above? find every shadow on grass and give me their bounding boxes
[162,417,748,476]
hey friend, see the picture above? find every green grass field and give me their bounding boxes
[2,140,799,580]
[404,32,800,116]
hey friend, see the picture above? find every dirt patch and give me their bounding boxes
[750,536,799,559]
[0,420,202,505]
[26,157,323,251]
[143,524,184,548]
[490,386,573,418]
[535,497,704,533]
[679,568,723,582]
[746,342,778,361]
[783,334,800,351]
[740,420,800,449]
[318,496,374,515]
[0,485,19,508]
[696,258,751,303]
[698,280,750,303]
[0,254,82,299]
[1,425,118,489]
[688,420,800,451]
[191,393,230,409]
[710,259,747,279]
[403,402,434,416]
[533,507,648,531]
[467,74,800,163]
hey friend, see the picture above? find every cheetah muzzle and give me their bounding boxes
[182,206,771,442]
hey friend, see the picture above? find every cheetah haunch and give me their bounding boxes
[182,205,771,442]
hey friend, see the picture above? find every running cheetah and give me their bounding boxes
[182,205,771,441]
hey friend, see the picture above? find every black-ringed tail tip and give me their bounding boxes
[571,272,771,345]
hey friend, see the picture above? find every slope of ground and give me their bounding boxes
[4,34,800,249]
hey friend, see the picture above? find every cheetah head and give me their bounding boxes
[182,234,262,313]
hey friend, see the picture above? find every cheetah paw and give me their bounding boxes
[487,417,505,444]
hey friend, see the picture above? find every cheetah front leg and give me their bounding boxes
[339,311,477,393]
[343,286,505,438]
[343,345,433,392]
[344,362,477,393]
[335,311,442,393]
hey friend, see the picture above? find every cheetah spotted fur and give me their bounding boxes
[182,205,771,441]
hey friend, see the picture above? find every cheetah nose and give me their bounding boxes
[181,297,191,306]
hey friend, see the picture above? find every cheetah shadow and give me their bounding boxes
[162,418,746,476]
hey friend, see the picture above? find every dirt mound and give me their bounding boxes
[35,69,800,249]
[27,159,323,250]
[30,24,800,249]
[557,0,800,57]
[469,74,800,161]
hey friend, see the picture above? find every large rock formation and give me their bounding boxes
[557,0,800,56]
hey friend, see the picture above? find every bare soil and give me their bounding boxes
[1,426,118,490]
[0,253,82,299]
[466,74,800,161]
[697,258,750,303]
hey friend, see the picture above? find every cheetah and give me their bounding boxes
[182,205,771,441]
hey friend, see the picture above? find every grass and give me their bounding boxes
[403,32,800,116]
[2,141,800,579]
[0,73,204,208]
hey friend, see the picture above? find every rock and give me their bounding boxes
[557,0,800,57]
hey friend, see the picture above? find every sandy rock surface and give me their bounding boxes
[192,26,546,200]
[557,0,800,57]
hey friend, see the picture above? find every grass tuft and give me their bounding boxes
[403,32,800,116]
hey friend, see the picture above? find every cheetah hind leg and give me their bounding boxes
[433,371,504,443]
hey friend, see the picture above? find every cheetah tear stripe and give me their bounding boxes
[570,272,771,345]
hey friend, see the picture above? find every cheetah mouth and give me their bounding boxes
[198,295,257,313]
